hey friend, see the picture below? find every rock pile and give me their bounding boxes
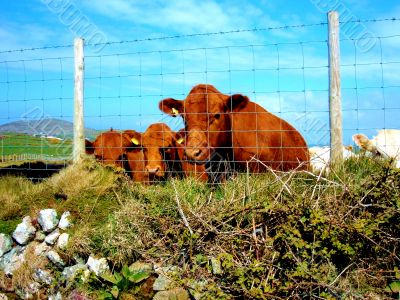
[0,209,204,299]
[0,209,110,299]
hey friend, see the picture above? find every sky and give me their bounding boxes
[0,0,399,146]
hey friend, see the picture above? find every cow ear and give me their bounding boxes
[123,130,142,146]
[159,98,184,117]
[227,94,249,112]
[85,139,94,154]
[352,133,369,149]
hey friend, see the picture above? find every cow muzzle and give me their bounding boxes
[185,130,210,162]
[145,164,164,177]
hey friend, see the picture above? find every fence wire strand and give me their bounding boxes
[0,17,399,181]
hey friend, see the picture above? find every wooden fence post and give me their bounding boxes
[328,11,343,164]
[73,38,85,163]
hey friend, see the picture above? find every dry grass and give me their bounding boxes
[11,242,49,292]
[0,176,33,220]
[0,155,399,298]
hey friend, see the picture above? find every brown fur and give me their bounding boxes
[159,84,309,172]
[85,130,147,182]
[175,129,208,181]
[129,123,207,181]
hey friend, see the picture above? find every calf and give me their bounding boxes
[352,129,400,168]
[309,145,355,173]
[129,123,208,181]
[85,129,147,182]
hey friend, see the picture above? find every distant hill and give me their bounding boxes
[0,118,99,139]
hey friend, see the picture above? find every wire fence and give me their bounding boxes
[0,13,399,181]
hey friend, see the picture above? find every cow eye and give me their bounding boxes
[162,148,171,154]
[214,113,220,120]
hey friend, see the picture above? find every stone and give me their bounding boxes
[210,257,222,275]
[58,211,71,230]
[56,233,69,250]
[0,293,8,300]
[45,229,60,245]
[153,274,173,291]
[153,288,190,300]
[48,292,62,300]
[33,268,54,285]
[34,231,46,242]
[47,250,65,268]
[12,216,36,245]
[73,255,86,265]
[0,246,25,275]
[0,234,13,257]
[129,261,153,273]
[61,264,88,281]
[86,256,109,276]
[67,291,91,300]
[34,242,51,257]
[15,283,41,300]
[38,209,59,233]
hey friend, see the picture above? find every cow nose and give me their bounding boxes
[146,165,160,174]
[186,148,203,159]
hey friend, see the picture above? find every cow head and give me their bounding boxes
[86,130,133,167]
[159,84,249,162]
[129,123,178,178]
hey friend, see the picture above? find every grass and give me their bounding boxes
[0,155,399,299]
[0,132,72,158]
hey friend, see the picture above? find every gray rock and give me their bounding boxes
[33,268,54,285]
[62,264,88,281]
[0,293,8,300]
[153,274,173,291]
[86,255,109,276]
[0,234,13,258]
[210,257,222,275]
[129,261,153,273]
[12,216,36,245]
[47,250,65,268]
[58,211,71,230]
[0,246,25,275]
[34,242,51,257]
[48,292,62,300]
[45,229,60,245]
[34,231,46,242]
[38,209,59,233]
[153,288,190,300]
[56,233,69,250]
[73,255,86,265]
[153,266,179,291]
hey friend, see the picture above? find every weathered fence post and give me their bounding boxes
[328,11,343,164]
[73,38,85,163]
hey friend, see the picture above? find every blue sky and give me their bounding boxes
[0,0,399,145]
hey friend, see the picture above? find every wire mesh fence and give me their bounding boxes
[0,14,399,182]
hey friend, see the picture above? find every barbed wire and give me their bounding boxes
[0,16,399,181]
[1,17,400,54]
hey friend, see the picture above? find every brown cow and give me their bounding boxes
[159,84,309,173]
[85,129,147,182]
[129,123,208,181]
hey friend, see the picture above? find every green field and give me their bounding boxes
[0,132,72,159]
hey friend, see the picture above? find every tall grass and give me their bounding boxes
[0,156,399,298]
